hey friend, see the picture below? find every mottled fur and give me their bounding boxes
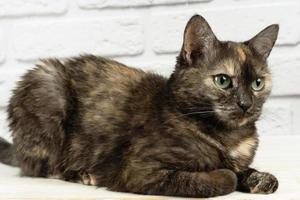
[0,15,279,197]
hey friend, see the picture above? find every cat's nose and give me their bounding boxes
[237,101,252,112]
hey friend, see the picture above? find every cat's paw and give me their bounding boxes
[247,171,278,194]
[79,173,97,186]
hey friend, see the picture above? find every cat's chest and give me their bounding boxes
[226,136,258,171]
[228,137,258,159]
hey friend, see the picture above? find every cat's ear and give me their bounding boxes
[247,24,279,60]
[180,15,219,66]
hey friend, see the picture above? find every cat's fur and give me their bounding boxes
[0,15,279,197]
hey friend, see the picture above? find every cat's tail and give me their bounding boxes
[0,137,18,167]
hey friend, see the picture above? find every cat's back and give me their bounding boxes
[65,55,147,94]
[63,55,165,118]
[61,55,167,135]
[9,55,148,113]
[9,55,166,137]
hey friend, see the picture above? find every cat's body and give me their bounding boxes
[0,15,279,197]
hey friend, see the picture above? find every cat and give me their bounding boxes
[0,15,279,198]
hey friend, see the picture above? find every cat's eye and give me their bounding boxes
[214,74,232,89]
[251,78,265,91]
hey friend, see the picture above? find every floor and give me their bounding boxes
[0,136,299,200]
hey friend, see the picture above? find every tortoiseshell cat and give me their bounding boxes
[0,15,279,197]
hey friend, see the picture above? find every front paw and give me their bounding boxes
[247,172,278,194]
[79,173,97,186]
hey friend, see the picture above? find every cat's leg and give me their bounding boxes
[236,168,278,194]
[121,169,237,198]
[8,60,67,177]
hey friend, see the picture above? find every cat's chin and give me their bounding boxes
[216,112,255,128]
[235,117,251,127]
[214,108,259,128]
[221,118,250,128]
[223,114,260,128]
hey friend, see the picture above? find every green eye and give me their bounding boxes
[214,74,232,89]
[251,78,265,91]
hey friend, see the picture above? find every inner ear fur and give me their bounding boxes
[180,15,220,66]
[246,24,279,60]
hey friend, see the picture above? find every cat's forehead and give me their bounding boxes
[209,44,268,77]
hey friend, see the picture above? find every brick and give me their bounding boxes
[270,55,300,96]
[0,71,23,107]
[142,62,174,77]
[0,54,4,64]
[256,100,292,135]
[291,98,300,135]
[0,30,4,63]
[152,0,210,4]
[78,0,151,8]
[12,18,144,61]
[0,109,11,142]
[0,0,67,17]
[78,0,209,9]
[128,61,175,77]
[151,2,300,54]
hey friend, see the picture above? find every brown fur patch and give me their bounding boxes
[230,137,257,159]
[207,59,236,77]
[236,47,246,62]
[31,146,48,158]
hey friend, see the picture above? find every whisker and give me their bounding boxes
[162,110,217,125]
[185,105,234,112]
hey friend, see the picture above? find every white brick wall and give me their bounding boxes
[0,0,300,141]
[13,17,144,60]
[0,0,67,17]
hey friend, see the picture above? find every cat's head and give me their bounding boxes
[169,15,279,128]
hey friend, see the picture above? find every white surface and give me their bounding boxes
[0,136,299,200]
[0,0,300,140]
